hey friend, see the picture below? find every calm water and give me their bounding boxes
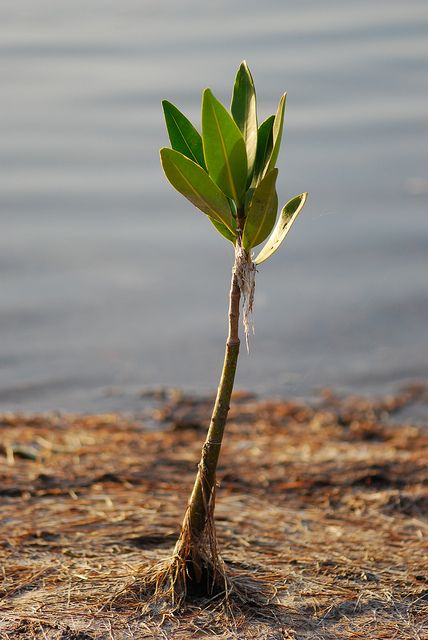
[1,1,427,412]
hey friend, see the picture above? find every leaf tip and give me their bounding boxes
[161,98,175,114]
[159,147,171,163]
[237,60,254,82]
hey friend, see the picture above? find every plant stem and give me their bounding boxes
[176,258,241,550]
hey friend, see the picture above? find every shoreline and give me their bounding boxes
[1,378,427,421]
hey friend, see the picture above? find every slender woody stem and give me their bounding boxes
[177,259,241,543]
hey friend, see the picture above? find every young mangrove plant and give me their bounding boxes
[139,61,307,606]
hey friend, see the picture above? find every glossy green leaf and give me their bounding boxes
[252,115,274,185]
[160,148,234,232]
[231,61,257,180]
[209,217,237,243]
[254,192,308,264]
[242,169,278,251]
[162,100,206,170]
[202,88,248,205]
[267,93,286,172]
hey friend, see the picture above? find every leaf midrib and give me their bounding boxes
[209,102,239,204]
[170,111,200,165]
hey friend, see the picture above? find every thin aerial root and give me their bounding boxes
[233,244,256,352]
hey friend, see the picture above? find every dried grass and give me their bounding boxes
[0,384,427,639]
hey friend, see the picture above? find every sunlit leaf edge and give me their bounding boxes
[254,191,308,264]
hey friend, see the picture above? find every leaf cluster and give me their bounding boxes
[160,62,307,264]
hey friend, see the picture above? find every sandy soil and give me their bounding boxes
[0,385,427,639]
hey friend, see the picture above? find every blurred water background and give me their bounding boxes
[1,0,427,412]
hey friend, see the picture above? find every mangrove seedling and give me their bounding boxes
[140,61,307,605]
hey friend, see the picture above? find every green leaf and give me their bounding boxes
[244,187,255,211]
[242,169,278,251]
[209,217,237,243]
[202,88,248,205]
[267,93,286,172]
[254,192,308,265]
[231,61,257,180]
[160,148,235,232]
[162,100,206,170]
[252,115,274,185]
[228,197,237,220]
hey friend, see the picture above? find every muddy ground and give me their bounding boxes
[0,385,427,639]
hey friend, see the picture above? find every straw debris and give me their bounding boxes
[0,384,427,638]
